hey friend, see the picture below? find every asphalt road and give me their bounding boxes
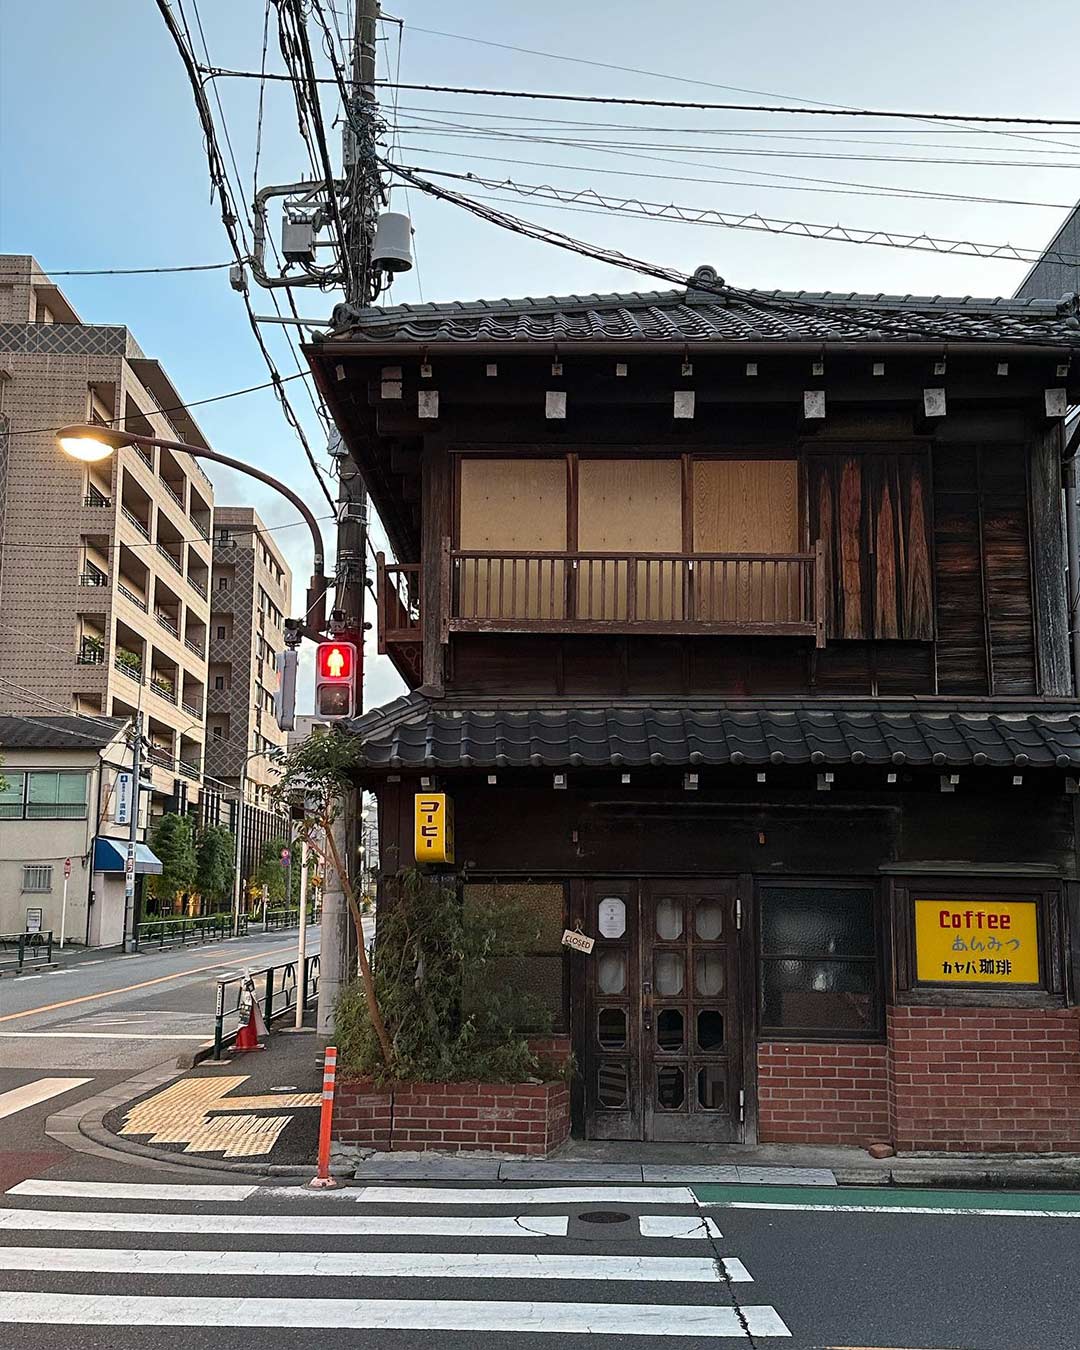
[0,927,320,1157]
[0,1175,1076,1348]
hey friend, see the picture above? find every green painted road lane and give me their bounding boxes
[693,1181,1080,1215]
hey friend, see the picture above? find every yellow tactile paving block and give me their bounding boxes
[120,1075,320,1157]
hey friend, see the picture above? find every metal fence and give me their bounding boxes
[135,913,247,950]
[213,953,320,1059]
[0,930,54,972]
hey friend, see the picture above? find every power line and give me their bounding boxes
[392,141,1075,210]
[0,262,234,278]
[197,66,1080,125]
[1,370,312,439]
[406,167,1080,267]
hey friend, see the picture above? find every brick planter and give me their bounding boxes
[333,1078,571,1155]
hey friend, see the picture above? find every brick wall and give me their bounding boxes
[334,1079,572,1155]
[889,1005,1080,1153]
[758,1042,890,1146]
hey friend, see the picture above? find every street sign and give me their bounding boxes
[114,772,132,825]
[25,908,43,934]
[64,858,72,879]
[281,848,291,866]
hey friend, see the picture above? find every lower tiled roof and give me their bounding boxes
[345,697,1080,771]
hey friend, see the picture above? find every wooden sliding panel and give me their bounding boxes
[578,459,683,621]
[458,458,567,619]
[693,460,799,624]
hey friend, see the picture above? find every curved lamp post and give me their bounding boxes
[57,424,330,640]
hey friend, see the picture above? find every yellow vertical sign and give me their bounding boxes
[414,793,454,864]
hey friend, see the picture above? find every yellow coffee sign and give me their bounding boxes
[414,792,454,864]
[914,900,1039,985]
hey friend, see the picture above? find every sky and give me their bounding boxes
[3,0,1079,711]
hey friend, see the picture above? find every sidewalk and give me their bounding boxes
[86,1027,1080,1188]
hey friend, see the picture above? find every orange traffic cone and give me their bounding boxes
[234,1001,266,1053]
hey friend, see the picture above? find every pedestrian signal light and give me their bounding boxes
[315,640,357,720]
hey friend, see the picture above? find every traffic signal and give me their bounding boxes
[274,649,298,731]
[315,640,357,719]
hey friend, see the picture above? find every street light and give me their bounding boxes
[57,424,330,640]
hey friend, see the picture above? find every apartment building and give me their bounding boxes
[0,255,213,821]
[204,505,292,880]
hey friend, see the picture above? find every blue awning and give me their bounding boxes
[93,839,163,875]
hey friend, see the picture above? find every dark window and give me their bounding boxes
[216,626,226,639]
[759,885,880,1038]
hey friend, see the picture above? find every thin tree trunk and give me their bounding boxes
[322,816,393,1069]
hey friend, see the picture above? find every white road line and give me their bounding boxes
[0,1032,207,1040]
[722,1258,753,1282]
[6,1181,258,1203]
[0,1293,791,1336]
[640,1215,722,1239]
[79,960,105,966]
[0,1077,91,1121]
[0,1248,729,1283]
[354,1185,698,1206]
[0,1209,570,1238]
[714,1200,1080,1219]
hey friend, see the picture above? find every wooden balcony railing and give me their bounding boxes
[446,543,825,645]
[376,543,826,654]
[376,554,422,650]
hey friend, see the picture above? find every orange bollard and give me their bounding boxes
[309,1045,339,1189]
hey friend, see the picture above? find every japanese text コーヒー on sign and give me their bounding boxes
[413,792,455,865]
[914,899,1039,984]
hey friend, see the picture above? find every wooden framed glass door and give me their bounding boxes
[584,879,743,1142]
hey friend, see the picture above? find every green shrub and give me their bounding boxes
[334,869,555,1084]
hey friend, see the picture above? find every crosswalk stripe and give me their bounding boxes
[353,1185,697,1206]
[0,1078,91,1121]
[639,1215,722,1239]
[0,1292,791,1336]
[0,1208,570,1237]
[6,1180,258,1202]
[0,1246,738,1282]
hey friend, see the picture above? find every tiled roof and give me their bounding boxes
[0,715,126,750]
[345,697,1080,771]
[328,270,1080,348]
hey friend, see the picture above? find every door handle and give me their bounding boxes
[642,980,653,1030]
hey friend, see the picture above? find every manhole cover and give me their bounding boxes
[579,1210,631,1224]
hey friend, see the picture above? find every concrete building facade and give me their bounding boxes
[204,506,292,879]
[0,256,214,822]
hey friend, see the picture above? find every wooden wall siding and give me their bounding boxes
[933,444,1036,695]
[693,460,799,622]
[1029,423,1072,696]
[808,454,933,643]
[458,458,567,619]
[449,634,935,698]
[578,459,683,620]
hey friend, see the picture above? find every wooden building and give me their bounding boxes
[307,271,1080,1151]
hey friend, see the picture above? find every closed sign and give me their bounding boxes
[562,929,595,954]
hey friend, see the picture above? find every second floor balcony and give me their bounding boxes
[377,541,825,669]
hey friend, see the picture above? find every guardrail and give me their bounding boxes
[135,913,246,950]
[213,953,320,1059]
[0,930,55,972]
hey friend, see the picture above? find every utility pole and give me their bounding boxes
[318,0,380,1036]
[124,711,143,954]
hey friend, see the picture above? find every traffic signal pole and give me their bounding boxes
[123,711,143,954]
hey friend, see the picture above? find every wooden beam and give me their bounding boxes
[1030,421,1072,695]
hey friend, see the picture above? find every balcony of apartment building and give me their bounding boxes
[151,575,182,644]
[189,484,212,546]
[149,653,180,709]
[154,512,185,581]
[188,552,210,603]
[74,614,108,687]
[183,613,207,664]
[144,718,177,800]
[119,470,152,543]
[79,463,115,528]
[114,543,150,615]
[79,536,111,593]
[180,673,205,723]
[112,620,146,687]
[158,448,189,519]
[177,732,203,783]
[123,397,157,473]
